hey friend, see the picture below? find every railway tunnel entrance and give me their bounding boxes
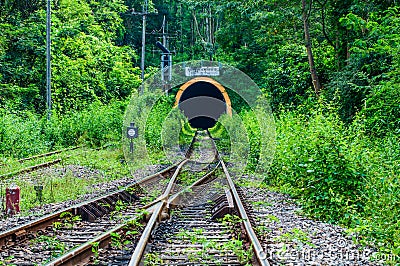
[175,77,232,129]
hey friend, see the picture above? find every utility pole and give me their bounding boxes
[46,0,51,120]
[130,1,157,93]
[162,15,167,48]
[160,16,172,94]
[156,16,172,94]
[140,0,147,82]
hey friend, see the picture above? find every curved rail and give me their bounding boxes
[220,159,270,266]
[0,132,205,265]
[0,160,182,248]
[128,159,188,266]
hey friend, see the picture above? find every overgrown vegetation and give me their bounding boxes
[1,0,399,264]
[0,146,133,214]
[0,101,126,158]
[228,102,398,262]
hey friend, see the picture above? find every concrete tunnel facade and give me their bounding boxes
[174,77,232,129]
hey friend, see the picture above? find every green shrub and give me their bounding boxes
[0,101,126,158]
[270,104,400,261]
[270,105,364,224]
[0,110,48,158]
[144,95,176,152]
[362,81,400,137]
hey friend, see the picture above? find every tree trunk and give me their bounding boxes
[302,0,322,96]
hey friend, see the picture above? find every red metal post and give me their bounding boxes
[6,184,20,215]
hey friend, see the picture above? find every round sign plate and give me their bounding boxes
[128,128,136,137]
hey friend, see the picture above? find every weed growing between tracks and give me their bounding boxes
[31,235,67,262]
[164,214,253,266]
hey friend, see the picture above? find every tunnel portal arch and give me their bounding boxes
[175,77,232,129]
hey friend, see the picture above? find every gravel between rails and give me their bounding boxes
[241,186,382,266]
[0,163,165,233]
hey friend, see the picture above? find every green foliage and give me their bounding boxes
[261,44,313,111]
[144,253,163,265]
[344,7,400,136]
[362,82,400,136]
[212,107,271,173]
[0,0,140,114]
[269,103,399,261]
[270,104,364,224]
[0,0,399,262]
[324,7,400,127]
[31,235,67,259]
[0,101,126,158]
[144,94,176,151]
[44,100,127,147]
[274,228,315,248]
[0,110,49,157]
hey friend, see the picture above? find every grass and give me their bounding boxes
[212,102,399,264]
[173,215,253,265]
[0,144,160,216]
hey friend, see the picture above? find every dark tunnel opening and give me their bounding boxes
[178,81,227,129]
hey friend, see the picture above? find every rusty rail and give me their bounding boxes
[17,146,83,163]
[128,159,188,266]
[0,161,182,248]
[208,129,270,266]
[0,159,62,180]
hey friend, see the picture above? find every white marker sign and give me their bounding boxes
[185,67,220,77]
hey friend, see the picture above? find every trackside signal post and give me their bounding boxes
[127,122,139,153]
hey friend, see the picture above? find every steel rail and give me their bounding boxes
[127,132,225,266]
[220,159,270,266]
[167,160,221,208]
[205,129,270,266]
[0,161,182,248]
[48,156,215,266]
[0,158,62,180]
[40,155,194,265]
[128,159,188,266]
[1,144,116,181]
[45,219,130,266]
[17,146,83,163]
[1,131,203,264]
[184,130,199,158]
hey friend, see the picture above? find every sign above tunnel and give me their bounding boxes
[185,66,220,77]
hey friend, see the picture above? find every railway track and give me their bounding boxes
[126,130,269,266]
[0,144,116,218]
[0,159,180,265]
[0,144,115,182]
[0,131,270,265]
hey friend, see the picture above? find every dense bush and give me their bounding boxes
[0,0,140,114]
[362,81,400,136]
[0,101,127,158]
[0,110,49,157]
[268,103,399,258]
[144,94,176,152]
[269,105,364,224]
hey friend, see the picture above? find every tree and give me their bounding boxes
[302,0,321,95]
